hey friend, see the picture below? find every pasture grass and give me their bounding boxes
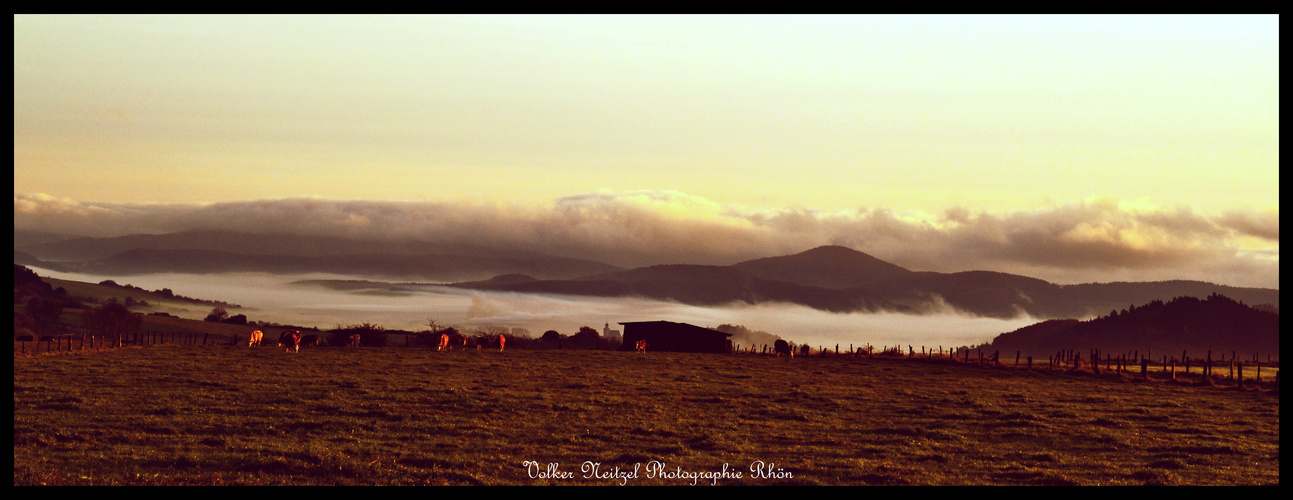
[13,345,1279,486]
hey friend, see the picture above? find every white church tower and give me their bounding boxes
[602,322,622,343]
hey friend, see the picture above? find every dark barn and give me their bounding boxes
[618,321,733,353]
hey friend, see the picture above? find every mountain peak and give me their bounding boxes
[733,245,911,289]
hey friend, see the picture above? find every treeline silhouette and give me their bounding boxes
[988,294,1279,360]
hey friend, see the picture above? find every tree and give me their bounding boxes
[83,300,142,345]
[571,326,601,349]
[25,296,63,337]
[426,318,453,334]
[541,330,562,343]
[204,307,229,323]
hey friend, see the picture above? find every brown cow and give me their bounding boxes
[438,333,450,351]
[447,333,466,351]
[774,339,793,358]
[636,340,647,353]
[498,334,506,352]
[278,330,302,353]
[347,333,361,347]
[248,330,264,347]
[301,334,320,347]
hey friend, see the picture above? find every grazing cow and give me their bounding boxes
[447,333,467,351]
[248,330,264,347]
[636,340,647,353]
[774,339,793,358]
[498,334,506,352]
[348,333,361,347]
[301,334,319,347]
[278,330,302,353]
[438,333,450,351]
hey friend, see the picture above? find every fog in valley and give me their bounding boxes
[33,268,1041,351]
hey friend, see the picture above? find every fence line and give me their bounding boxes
[16,331,1280,391]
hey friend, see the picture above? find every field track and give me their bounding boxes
[14,345,1279,485]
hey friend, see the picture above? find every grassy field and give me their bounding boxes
[13,343,1279,486]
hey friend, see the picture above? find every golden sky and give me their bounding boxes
[12,15,1280,287]
[14,15,1278,212]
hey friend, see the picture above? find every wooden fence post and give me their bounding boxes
[1141,358,1149,380]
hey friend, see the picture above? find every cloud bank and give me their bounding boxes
[14,191,1279,288]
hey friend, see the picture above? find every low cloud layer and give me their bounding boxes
[29,269,1042,350]
[14,191,1280,288]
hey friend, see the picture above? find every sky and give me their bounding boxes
[13,15,1280,288]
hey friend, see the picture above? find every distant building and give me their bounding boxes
[602,323,622,343]
[618,321,733,354]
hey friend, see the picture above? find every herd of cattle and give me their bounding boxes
[245,330,789,356]
[247,330,504,353]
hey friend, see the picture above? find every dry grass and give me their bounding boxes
[13,345,1280,485]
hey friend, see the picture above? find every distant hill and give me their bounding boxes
[450,246,1277,319]
[13,229,502,261]
[732,245,912,288]
[16,231,625,283]
[13,229,75,248]
[14,264,245,323]
[987,294,1279,359]
[13,231,1279,320]
[63,248,624,282]
[857,270,1068,318]
[14,250,73,273]
[450,263,901,312]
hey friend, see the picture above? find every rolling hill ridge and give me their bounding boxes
[14,230,1279,320]
[447,247,1278,319]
